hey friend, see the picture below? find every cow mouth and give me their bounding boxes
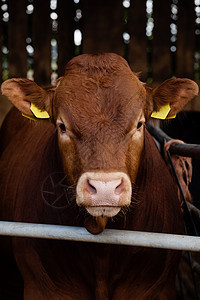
[86,206,121,217]
[76,171,132,235]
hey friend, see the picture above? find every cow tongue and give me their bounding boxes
[84,216,108,235]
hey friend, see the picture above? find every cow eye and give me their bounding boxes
[137,122,143,129]
[59,123,66,132]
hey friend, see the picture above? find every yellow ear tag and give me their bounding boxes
[22,113,36,121]
[30,103,50,119]
[151,103,176,120]
[166,114,176,119]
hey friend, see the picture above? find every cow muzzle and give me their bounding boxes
[76,172,132,220]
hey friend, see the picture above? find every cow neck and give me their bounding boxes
[126,128,183,235]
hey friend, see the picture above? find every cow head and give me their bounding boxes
[1,53,199,234]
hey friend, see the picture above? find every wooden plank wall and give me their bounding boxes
[153,0,171,82]
[0,0,199,108]
[0,7,2,82]
[7,0,27,78]
[128,0,148,80]
[82,0,124,55]
[57,0,75,76]
[32,0,51,85]
[176,0,196,79]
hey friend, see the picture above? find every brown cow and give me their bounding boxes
[0,53,199,299]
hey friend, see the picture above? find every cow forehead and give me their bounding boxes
[54,78,145,137]
[54,71,146,121]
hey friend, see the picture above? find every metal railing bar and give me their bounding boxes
[188,202,200,222]
[146,123,200,159]
[166,149,198,236]
[0,221,200,251]
[166,148,199,297]
[146,123,171,144]
[177,270,199,299]
[177,270,187,300]
[183,252,200,276]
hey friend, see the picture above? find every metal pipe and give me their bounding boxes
[0,221,200,251]
[188,202,200,222]
[167,149,198,236]
[147,123,200,159]
[146,123,171,144]
[183,252,200,276]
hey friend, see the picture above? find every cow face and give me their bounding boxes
[1,53,198,233]
[53,56,146,222]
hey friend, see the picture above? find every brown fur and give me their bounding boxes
[0,110,182,299]
[0,53,198,299]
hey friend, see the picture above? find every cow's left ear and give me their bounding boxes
[1,78,54,120]
[147,78,199,120]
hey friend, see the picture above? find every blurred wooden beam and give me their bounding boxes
[82,0,124,55]
[129,0,148,81]
[7,0,27,78]
[32,0,51,85]
[176,0,195,79]
[57,0,75,77]
[152,0,171,82]
[0,7,3,83]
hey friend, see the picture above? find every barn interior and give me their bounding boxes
[0,0,200,299]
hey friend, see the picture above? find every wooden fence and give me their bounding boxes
[0,0,200,121]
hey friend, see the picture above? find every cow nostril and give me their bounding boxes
[87,180,97,194]
[115,179,124,195]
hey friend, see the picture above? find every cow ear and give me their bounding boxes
[1,78,54,120]
[148,78,199,119]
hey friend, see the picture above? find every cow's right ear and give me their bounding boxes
[1,78,54,120]
[145,78,199,120]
